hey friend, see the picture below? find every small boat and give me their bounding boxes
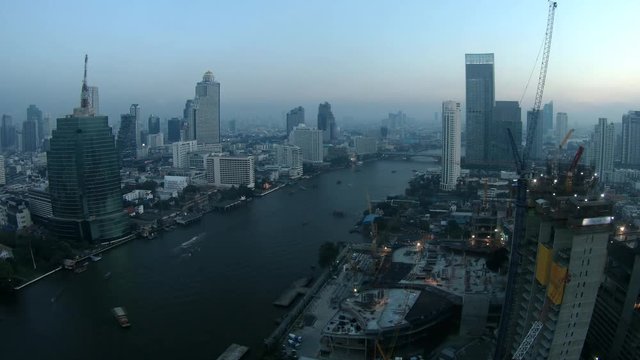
[336,180,342,185]
[112,307,131,328]
[104,272,112,279]
[391,170,397,173]
[90,254,102,262]
[332,210,345,218]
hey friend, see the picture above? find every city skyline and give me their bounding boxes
[1,1,639,127]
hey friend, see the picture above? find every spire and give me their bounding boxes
[74,54,95,116]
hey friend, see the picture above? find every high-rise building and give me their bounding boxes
[146,133,164,148]
[588,118,615,183]
[129,104,140,147]
[205,154,255,188]
[289,124,323,163]
[382,111,407,139]
[488,101,522,167]
[195,71,221,144]
[1,115,16,151]
[354,136,377,155]
[27,104,43,143]
[47,56,128,243]
[621,111,640,166]
[527,110,545,161]
[172,140,198,168]
[148,115,160,135]
[88,86,99,114]
[22,120,38,152]
[556,112,569,143]
[465,53,495,165]
[228,119,236,134]
[116,114,137,161]
[42,114,51,139]
[543,101,554,135]
[27,187,52,225]
[0,155,5,186]
[167,118,182,143]
[183,99,196,141]
[441,101,461,191]
[274,144,303,178]
[286,106,305,136]
[317,102,337,142]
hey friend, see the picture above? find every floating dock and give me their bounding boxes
[273,277,311,307]
[176,212,202,225]
[217,344,249,360]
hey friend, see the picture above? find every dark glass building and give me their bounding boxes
[22,119,38,152]
[148,115,160,135]
[465,53,495,165]
[47,56,129,243]
[117,114,137,162]
[487,101,522,167]
[286,106,305,136]
[167,117,182,143]
[1,114,16,151]
[317,102,336,142]
[27,104,44,143]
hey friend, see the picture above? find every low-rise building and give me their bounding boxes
[0,197,32,231]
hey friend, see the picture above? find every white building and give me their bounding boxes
[163,176,189,193]
[289,124,323,163]
[354,136,377,155]
[0,155,5,186]
[147,133,164,148]
[441,101,461,191]
[590,118,615,183]
[0,197,32,231]
[274,144,303,178]
[123,189,153,202]
[195,71,221,144]
[172,140,198,168]
[205,155,255,188]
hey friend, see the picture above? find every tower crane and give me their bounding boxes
[494,2,558,360]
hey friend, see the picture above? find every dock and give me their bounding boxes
[176,212,202,225]
[273,277,311,307]
[217,344,249,360]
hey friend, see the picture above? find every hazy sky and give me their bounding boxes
[1,0,638,128]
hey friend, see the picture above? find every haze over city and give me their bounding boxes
[1,0,639,126]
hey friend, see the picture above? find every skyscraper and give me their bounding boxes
[27,104,43,143]
[183,99,196,141]
[88,86,99,114]
[527,110,545,161]
[488,101,522,167]
[0,155,5,186]
[117,114,137,162]
[172,140,198,168]
[195,71,221,144]
[0,115,15,151]
[556,112,568,143]
[621,110,640,166]
[289,124,323,163]
[148,115,160,135]
[274,144,303,178]
[48,55,128,243]
[286,106,305,136]
[317,102,337,143]
[465,53,495,165]
[590,118,615,182]
[543,101,554,135]
[21,120,38,152]
[440,101,461,191]
[167,117,182,143]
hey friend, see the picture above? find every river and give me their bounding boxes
[0,158,438,360]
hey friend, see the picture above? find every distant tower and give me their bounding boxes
[195,71,221,144]
[543,101,554,135]
[621,110,640,166]
[286,106,305,136]
[167,118,182,143]
[27,104,43,144]
[117,113,137,162]
[289,124,323,163]
[555,112,568,143]
[48,55,128,243]
[21,120,38,152]
[465,53,495,165]
[183,99,197,141]
[1,115,16,151]
[0,155,5,186]
[488,101,522,167]
[440,101,461,191]
[148,115,160,135]
[527,110,545,161]
[591,118,615,183]
[317,102,336,142]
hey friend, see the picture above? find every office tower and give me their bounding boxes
[1,115,16,151]
[47,55,128,243]
[488,101,522,167]
[289,124,323,163]
[0,155,5,185]
[148,115,160,135]
[167,118,182,143]
[172,140,198,168]
[42,114,50,139]
[543,101,554,135]
[527,110,545,161]
[117,114,137,161]
[382,111,407,139]
[146,133,164,148]
[229,119,236,134]
[317,102,337,142]
[465,53,495,165]
[21,120,38,152]
[286,106,305,136]
[556,112,568,143]
[183,99,196,141]
[503,188,612,359]
[585,240,640,360]
[205,154,255,188]
[274,144,303,178]
[88,86,99,114]
[195,71,221,144]
[440,101,461,191]
[129,104,140,147]
[27,104,43,143]
[354,136,377,155]
[590,118,615,182]
[621,111,640,166]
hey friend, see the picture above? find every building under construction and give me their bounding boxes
[500,163,613,359]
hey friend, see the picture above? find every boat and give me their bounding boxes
[90,254,102,262]
[336,180,342,185]
[111,307,131,328]
[391,170,397,173]
[104,272,112,279]
[332,210,345,218]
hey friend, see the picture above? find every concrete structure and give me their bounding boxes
[172,140,198,168]
[146,133,164,148]
[205,154,255,188]
[183,99,197,141]
[353,136,377,155]
[289,124,323,163]
[527,110,545,161]
[27,187,52,224]
[0,197,32,231]
[163,175,189,193]
[1,114,16,151]
[129,104,141,148]
[317,102,337,143]
[382,111,407,139]
[441,101,461,191]
[591,118,615,183]
[195,71,221,144]
[621,110,640,166]
[585,240,640,360]
[465,53,495,165]
[286,106,305,136]
[123,189,153,202]
[487,101,522,167]
[274,144,303,178]
[0,155,5,186]
[27,104,44,144]
[556,112,568,144]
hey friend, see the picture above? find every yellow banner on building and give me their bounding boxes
[535,243,552,286]
[547,262,568,305]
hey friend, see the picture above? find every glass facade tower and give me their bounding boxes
[465,53,495,165]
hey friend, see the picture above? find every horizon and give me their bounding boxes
[1,0,638,129]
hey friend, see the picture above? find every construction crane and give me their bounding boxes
[565,145,584,193]
[551,129,574,178]
[494,2,558,360]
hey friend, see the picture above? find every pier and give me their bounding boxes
[217,344,249,360]
[176,212,202,225]
[273,277,311,307]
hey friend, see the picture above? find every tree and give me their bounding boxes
[0,260,13,279]
[318,242,339,268]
